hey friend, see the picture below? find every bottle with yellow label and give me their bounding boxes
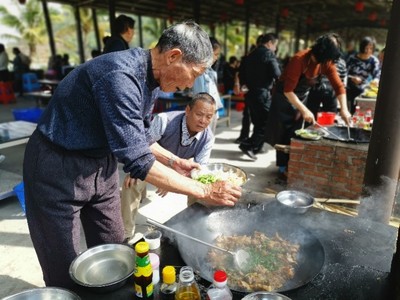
[134,241,154,299]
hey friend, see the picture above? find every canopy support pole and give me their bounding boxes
[358,0,400,224]
[41,0,56,58]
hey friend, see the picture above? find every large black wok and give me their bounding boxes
[323,126,371,143]
[166,203,325,294]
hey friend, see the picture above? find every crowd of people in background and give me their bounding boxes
[228,33,382,180]
[0,15,384,174]
[0,17,385,181]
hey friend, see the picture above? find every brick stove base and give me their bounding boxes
[287,137,369,199]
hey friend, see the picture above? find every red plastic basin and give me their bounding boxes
[317,112,336,125]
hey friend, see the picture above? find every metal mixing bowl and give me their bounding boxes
[190,162,248,186]
[69,243,135,293]
[242,292,292,300]
[276,190,315,214]
[2,287,80,300]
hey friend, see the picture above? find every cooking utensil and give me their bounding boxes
[276,190,315,214]
[2,288,81,300]
[69,243,135,293]
[315,122,345,141]
[242,291,292,300]
[146,218,250,271]
[322,126,371,143]
[190,162,248,186]
[166,203,325,294]
[347,124,352,140]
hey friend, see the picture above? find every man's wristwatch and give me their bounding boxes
[168,156,176,168]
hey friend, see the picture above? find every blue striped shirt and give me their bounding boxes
[37,48,159,180]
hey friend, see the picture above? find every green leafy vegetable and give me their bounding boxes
[196,174,218,184]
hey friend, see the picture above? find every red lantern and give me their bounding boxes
[280,8,289,18]
[355,1,364,12]
[306,16,313,25]
[235,0,244,5]
[167,0,175,11]
[368,12,378,22]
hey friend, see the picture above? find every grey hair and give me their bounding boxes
[155,21,213,68]
[188,92,216,109]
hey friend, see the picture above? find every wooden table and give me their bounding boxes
[38,79,60,91]
[24,90,52,107]
[0,121,37,150]
[0,121,36,200]
[154,95,191,112]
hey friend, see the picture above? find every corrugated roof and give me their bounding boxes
[47,0,393,34]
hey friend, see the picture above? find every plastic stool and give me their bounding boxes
[0,81,16,104]
[22,73,41,92]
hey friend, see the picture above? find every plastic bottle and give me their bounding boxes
[206,270,233,300]
[175,266,201,300]
[160,266,178,300]
[149,253,160,285]
[134,241,154,299]
[352,106,365,128]
[365,109,372,122]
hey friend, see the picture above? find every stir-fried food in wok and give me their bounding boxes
[208,231,300,292]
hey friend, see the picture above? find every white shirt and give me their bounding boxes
[0,51,9,71]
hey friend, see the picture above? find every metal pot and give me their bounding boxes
[166,203,325,294]
[69,243,135,293]
[276,190,315,214]
[2,288,80,300]
[242,291,292,300]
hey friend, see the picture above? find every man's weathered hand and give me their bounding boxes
[156,188,169,197]
[124,175,139,189]
[173,158,201,177]
[201,180,242,206]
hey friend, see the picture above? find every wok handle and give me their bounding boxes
[315,122,345,141]
[146,218,232,255]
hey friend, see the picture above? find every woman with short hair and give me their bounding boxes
[265,33,351,180]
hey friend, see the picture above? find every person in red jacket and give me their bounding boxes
[265,33,351,180]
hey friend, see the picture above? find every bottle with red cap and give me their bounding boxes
[206,270,233,300]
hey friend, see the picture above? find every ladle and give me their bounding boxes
[146,218,250,270]
[346,124,352,140]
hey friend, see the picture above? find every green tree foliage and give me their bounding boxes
[0,0,48,57]
[143,17,165,48]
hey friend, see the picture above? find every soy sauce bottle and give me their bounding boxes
[134,241,154,299]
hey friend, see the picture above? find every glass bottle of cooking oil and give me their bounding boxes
[175,266,201,300]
